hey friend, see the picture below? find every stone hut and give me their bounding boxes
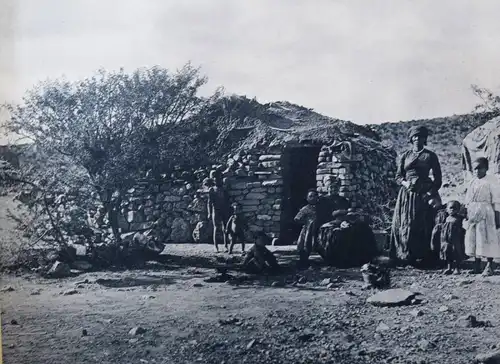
[86,101,398,245]
[220,104,398,244]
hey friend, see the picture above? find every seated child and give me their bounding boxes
[242,232,279,274]
[440,200,466,275]
[225,202,248,254]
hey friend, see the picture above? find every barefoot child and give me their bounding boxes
[242,232,279,274]
[440,200,466,275]
[294,189,319,268]
[225,202,248,254]
[207,170,230,252]
[464,157,500,276]
[430,198,448,266]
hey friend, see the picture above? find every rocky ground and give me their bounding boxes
[2,244,500,364]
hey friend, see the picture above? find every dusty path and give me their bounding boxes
[2,245,500,364]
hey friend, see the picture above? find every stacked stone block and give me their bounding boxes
[315,142,397,227]
[225,150,283,238]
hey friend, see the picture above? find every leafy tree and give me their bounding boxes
[2,63,223,243]
[471,84,500,115]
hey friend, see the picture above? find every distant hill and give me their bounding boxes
[369,112,498,201]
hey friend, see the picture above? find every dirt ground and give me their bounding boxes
[2,244,500,364]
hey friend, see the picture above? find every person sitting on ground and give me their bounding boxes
[225,202,248,255]
[242,232,280,274]
[440,200,466,275]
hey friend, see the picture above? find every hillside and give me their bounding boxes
[369,112,498,200]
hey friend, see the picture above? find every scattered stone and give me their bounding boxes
[411,297,423,305]
[10,319,18,325]
[141,295,156,300]
[456,315,492,328]
[410,309,424,317]
[361,263,390,289]
[444,294,458,300]
[71,261,93,271]
[476,349,500,363]
[320,278,334,286]
[1,286,15,292]
[30,289,41,296]
[129,327,146,336]
[271,281,284,287]
[46,261,71,278]
[75,279,90,285]
[62,289,79,296]
[376,322,390,332]
[193,283,203,288]
[458,279,474,286]
[297,276,307,284]
[344,334,355,343]
[327,283,338,289]
[438,305,450,313]
[81,329,88,336]
[367,289,418,307]
[204,273,233,283]
[297,333,314,342]
[246,339,256,349]
[129,338,139,344]
[219,318,241,326]
[417,339,435,351]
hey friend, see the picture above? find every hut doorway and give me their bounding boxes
[280,146,321,244]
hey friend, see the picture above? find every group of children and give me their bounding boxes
[431,157,500,276]
[206,155,500,277]
[206,170,280,274]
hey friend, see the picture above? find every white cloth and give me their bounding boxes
[464,174,500,258]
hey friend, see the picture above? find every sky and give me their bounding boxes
[1,0,500,143]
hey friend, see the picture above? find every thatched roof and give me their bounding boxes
[226,100,392,155]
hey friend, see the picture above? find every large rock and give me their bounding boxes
[46,261,71,278]
[476,350,500,363]
[170,217,191,243]
[71,261,93,271]
[366,289,418,307]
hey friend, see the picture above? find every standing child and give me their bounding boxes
[294,189,319,268]
[440,200,466,275]
[430,197,448,265]
[225,202,248,254]
[207,170,230,253]
[464,157,500,276]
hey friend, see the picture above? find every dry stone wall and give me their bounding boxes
[101,140,396,243]
[107,148,287,242]
[315,142,397,228]
[105,169,212,243]
[224,149,283,238]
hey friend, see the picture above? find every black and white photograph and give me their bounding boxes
[2,1,500,363]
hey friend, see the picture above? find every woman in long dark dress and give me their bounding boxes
[389,126,442,266]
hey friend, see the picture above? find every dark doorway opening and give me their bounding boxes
[280,146,321,245]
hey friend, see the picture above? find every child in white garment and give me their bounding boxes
[464,157,500,276]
